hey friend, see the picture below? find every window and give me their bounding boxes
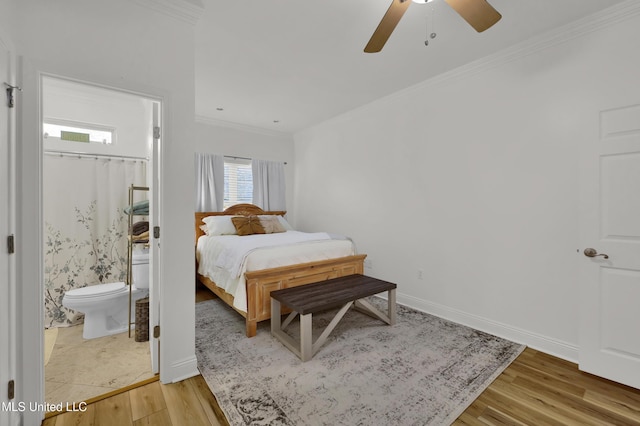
[43,119,115,145]
[224,158,252,209]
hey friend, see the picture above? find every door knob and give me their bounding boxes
[583,248,609,259]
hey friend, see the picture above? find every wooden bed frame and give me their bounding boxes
[195,204,366,337]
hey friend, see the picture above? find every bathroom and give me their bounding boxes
[42,76,158,405]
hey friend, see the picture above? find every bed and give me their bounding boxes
[195,204,366,337]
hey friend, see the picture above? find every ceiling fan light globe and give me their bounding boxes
[412,0,434,4]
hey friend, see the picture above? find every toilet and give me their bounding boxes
[62,250,150,339]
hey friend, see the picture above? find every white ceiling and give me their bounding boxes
[195,0,626,134]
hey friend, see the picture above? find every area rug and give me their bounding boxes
[195,297,525,425]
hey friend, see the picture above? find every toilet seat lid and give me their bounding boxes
[65,282,127,298]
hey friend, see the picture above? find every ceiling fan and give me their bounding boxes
[364,0,501,53]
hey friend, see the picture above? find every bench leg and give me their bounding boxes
[271,298,281,335]
[271,298,307,360]
[300,313,313,362]
[388,288,396,325]
[353,289,396,326]
[272,300,355,362]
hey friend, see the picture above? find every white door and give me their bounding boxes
[0,42,17,426]
[149,102,161,374]
[579,104,640,389]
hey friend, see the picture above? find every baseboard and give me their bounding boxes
[162,355,199,383]
[391,292,579,363]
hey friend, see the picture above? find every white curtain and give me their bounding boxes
[195,152,224,211]
[43,154,147,328]
[252,159,286,211]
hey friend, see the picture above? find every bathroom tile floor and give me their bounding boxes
[45,324,155,405]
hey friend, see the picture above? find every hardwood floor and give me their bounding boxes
[455,348,640,426]
[43,285,640,425]
[41,376,229,426]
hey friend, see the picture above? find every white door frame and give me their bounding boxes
[149,101,161,374]
[0,39,18,426]
[15,56,44,426]
[17,70,163,424]
[14,56,169,424]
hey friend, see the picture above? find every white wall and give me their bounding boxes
[12,1,201,422]
[194,119,295,213]
[293,9,640,361]
[0,0,13,48]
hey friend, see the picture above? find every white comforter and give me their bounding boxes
[196,231,355,312]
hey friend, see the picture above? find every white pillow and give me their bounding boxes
[258,216,286,234]
[258,215,294,231]
[201,215,238,236]
[276,215,294,231]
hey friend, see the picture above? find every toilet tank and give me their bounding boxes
[132,252,150,289]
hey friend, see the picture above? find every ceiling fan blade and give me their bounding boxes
[444,0,501,32]
[364,0,412,53]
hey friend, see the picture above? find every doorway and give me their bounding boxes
[41,76,161,405]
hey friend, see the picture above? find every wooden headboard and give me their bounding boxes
[195,203,286,242]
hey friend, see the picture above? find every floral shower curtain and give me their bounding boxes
[43,154,147,328]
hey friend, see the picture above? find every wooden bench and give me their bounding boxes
[270,274,397,361]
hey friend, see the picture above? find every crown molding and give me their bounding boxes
[302,0,640,135]
[133,0,204,26]
[195,115,293,138]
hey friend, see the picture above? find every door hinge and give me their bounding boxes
[8,380,14,400]
[153,226,160,239]
[4,83,21,108]
[7,234,14,254]
[153,126,160,139]
[153,325,160,339]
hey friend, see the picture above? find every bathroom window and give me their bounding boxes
[43,119,115,145]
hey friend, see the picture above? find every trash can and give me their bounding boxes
[135,297,149,342]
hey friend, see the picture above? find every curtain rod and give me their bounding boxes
[224,155,287,165]
[44,150,149,161]
[224,155,251,161]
